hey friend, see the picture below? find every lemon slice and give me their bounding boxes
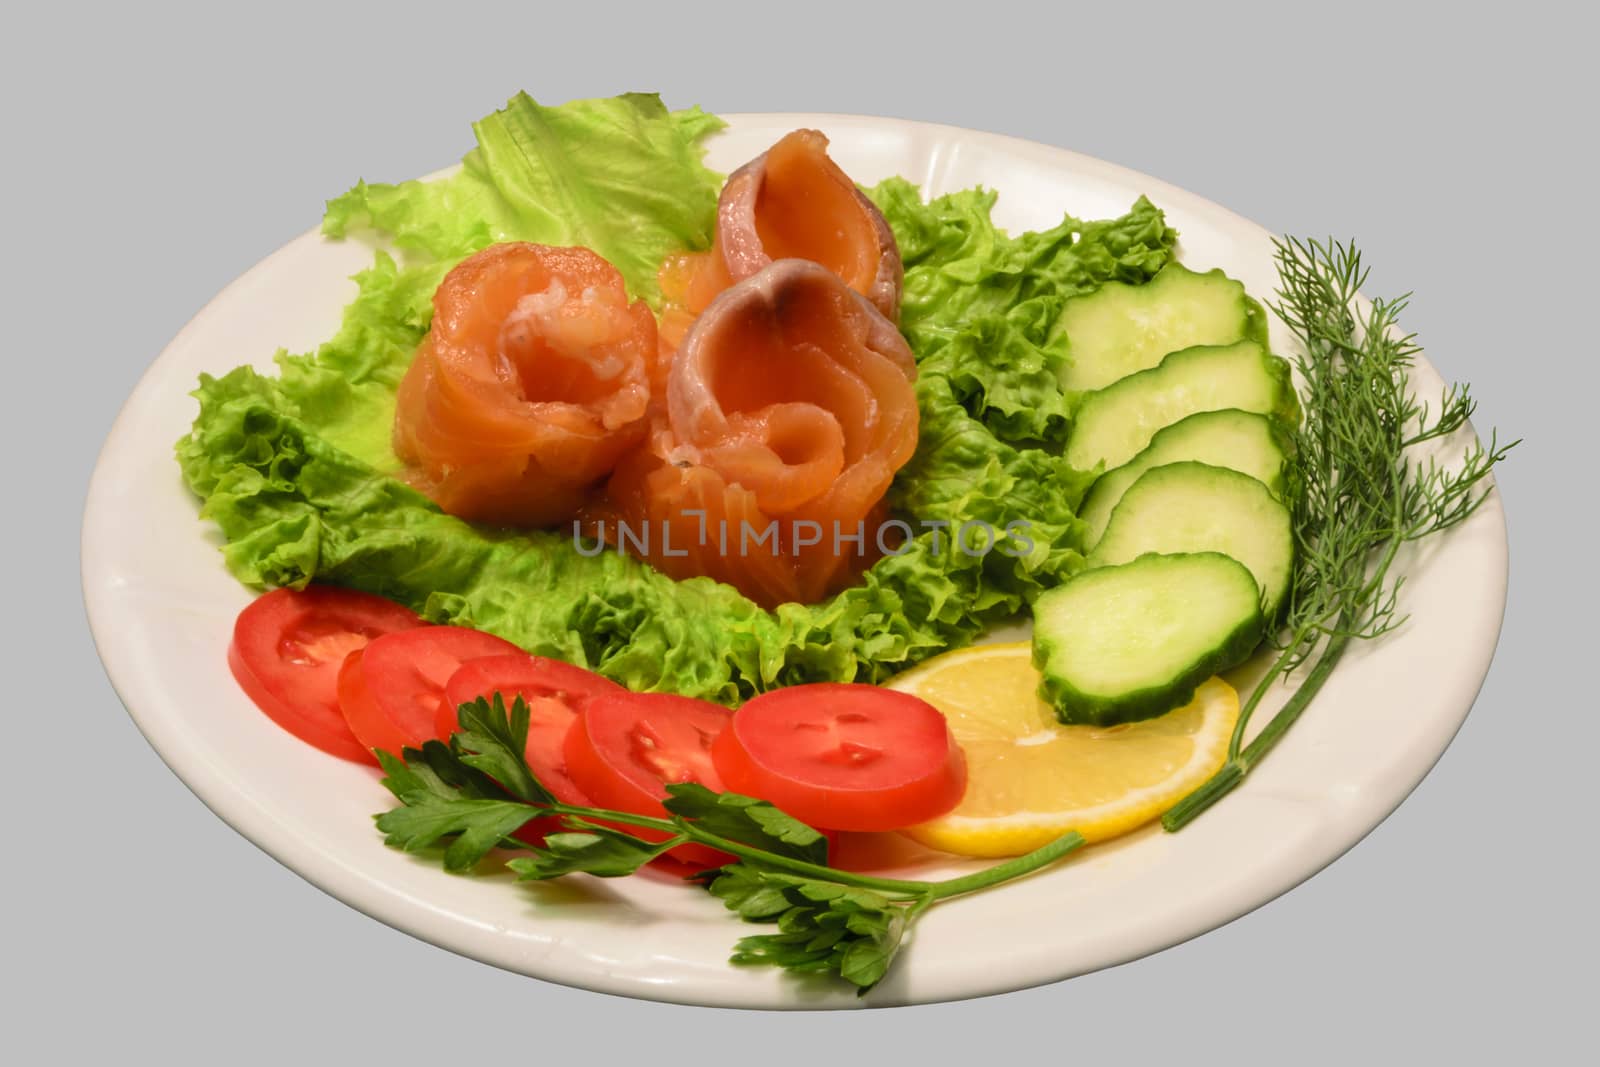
[888,642,1238,857]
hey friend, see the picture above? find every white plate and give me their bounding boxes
[82,113,1508,1009]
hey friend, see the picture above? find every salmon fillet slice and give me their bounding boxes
[606,259,917,606]
[657,129,903,354]
[393,243,662,526]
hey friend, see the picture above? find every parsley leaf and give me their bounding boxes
[372,694,1085,993]
[508,823,678,879]
[662,783,830,864]
[374,750,540,871]
[450,695,552,804]
[709,865,914,993]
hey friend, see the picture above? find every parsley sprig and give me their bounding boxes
[1163,238,1515,830]
[374,695,1084,993]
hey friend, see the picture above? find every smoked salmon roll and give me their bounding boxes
[606,259,918,606]
[657,129,904,353]
[393,243,662,526]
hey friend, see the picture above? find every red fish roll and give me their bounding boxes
[656,128,904,354]
[394,243,662,526]
[608,259,918,606]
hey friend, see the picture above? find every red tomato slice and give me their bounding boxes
[711,683,967,832]
[565,692,734,867]
[439,654,624,816]
[436,654,624,742]
[336,626,525,758]
[228,586,423,764]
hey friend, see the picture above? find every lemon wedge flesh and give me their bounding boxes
[887,642,1239,857]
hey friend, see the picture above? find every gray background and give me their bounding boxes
[11,1,1592,1061]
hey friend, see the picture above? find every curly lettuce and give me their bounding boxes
[176,92,1176,701]
[323,92,724,305]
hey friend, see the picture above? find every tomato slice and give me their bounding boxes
[436,654,624,741]
[711,683,967,831]
[336,626,526,758]
[439,654,623,804]
[565,692,733,867]
[228,586,423,764]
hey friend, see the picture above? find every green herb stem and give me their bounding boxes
[1159,760,1244,833]
[1236,634,1350,769]
[1161,236,1513,834]
[1226,642,1300,759]
[923,831,1087,899]
[1163,634,1349,832]
[549,804,933,895]
[547,802,1085,899]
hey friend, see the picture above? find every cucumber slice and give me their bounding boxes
[1032,552,1264,725]
[1089,461,1294,617]
[1080,409,1292,547]
[1065,340,1298,473]
[1054,263,1266,392]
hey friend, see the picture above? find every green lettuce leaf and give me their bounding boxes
[177,93,1179,701]
[916,316,1071,445]
[891,371,1096,601]
[323,92,724,304]
[866,176,1176,446]
[246,93,728,474]
[869,177,1174,350]
[175,360,1035,700]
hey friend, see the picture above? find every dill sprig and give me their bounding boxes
[1163,238,1515,830]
